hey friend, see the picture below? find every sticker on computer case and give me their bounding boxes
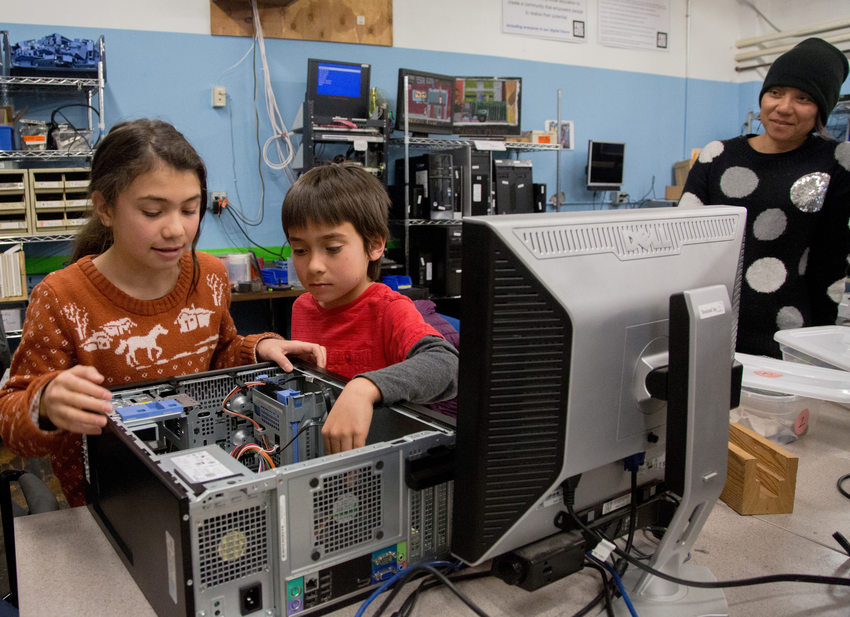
[170,450,233,484]
[697,301,725,319]
[166,530,177,604]
[279,494,288,563]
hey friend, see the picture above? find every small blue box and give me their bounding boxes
[261,267,287,286]
[383,275,412,290]
[0,126,13,151]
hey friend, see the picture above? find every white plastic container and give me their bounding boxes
[731,389,816,444]
[733,352,850,443]
[773,325,850,371]
[225,253,252,284]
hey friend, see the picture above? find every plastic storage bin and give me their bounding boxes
[731,389,816,444]
[733,352,850,443]
[260,267,287,286]
[0,126,13,150]
[774,325,850,371]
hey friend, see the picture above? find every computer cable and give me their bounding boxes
[354,560,491,617]
[374,568,490,617]
[577,559,615,617]
[48,103,100,152]
[250,0,297,182]
[221,204,286,259]
[838,473,850,500]
[561,477,850,591]
[396,571,492,617]
[278,420,321,456]
[587,553,638,617]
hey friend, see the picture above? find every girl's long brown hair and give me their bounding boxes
[72,119,208,292]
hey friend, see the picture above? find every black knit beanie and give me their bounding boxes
[759,37,849,125]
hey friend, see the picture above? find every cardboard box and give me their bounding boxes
[665,185,683,201]
[673,159,695,185]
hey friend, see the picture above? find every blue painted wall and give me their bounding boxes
[2,22,761,253]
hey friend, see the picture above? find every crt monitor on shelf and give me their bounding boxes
[452,76,522,137]
[452,206,746,614]
[305,58,371,120]
[586,140,625,191]
[396,68,455,135]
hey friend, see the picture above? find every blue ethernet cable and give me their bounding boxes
[354,560,456,617]
[587,553,639,617]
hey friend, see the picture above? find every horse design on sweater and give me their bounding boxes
[115,324,168,367]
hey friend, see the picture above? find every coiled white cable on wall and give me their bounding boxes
[252,0,297,184]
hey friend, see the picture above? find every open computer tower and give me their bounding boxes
[85,362,455,617]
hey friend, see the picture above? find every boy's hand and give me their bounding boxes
[39,365,113,435]
[322,377,382,454]
[257,338,327,372]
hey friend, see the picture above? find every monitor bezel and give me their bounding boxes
[305,58,371,120]
[452,76,523,138]
[395,68,456,136]
[586,140,626,191]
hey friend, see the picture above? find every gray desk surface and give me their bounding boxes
[15,404,850,617]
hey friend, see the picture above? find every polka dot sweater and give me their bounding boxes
[681,135,850,357]
[0,251,273,506]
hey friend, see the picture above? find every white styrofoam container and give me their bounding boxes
[773,325,850,372]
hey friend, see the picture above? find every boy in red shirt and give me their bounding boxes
[282,163,458,454]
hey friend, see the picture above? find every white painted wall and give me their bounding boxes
[2,1,846,83]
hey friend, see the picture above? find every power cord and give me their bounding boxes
[838,473,850,500]
[354,561,491,617]
[561,476,850,591]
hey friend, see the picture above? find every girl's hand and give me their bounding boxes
[256,338,327,372]
[39,365,113,435]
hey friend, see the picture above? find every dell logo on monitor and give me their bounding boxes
[621,225,675,254]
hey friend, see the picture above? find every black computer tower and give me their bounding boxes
[493,159,533,215]
[409,224,463,297]
[470,151,492,216]
[395,154,454,220]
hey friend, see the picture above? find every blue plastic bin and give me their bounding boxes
[261,267,287,286]
[0,126,13,150]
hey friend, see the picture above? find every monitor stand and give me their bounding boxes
[612,285,734,616]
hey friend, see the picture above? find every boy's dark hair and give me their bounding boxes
[282,163,390,281]
[72,119,208,291]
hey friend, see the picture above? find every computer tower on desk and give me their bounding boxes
[409,224,463,297]
[470,151,493,216]
[85,363,454,617]
[493,159,533,215]
[395,154,454,220]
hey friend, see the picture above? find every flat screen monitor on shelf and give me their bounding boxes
[395,68,455,135]
[305,58,371,120]
[586,140,626,191]
[452,76,522,137]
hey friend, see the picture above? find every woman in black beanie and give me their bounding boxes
[680,38,850,358]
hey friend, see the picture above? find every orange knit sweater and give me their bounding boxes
[0,251,274,506]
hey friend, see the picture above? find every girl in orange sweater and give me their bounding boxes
[0,119,325,506]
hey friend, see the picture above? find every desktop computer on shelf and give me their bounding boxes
[408,224,463,297]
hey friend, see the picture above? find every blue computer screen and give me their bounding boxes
[316,62,362,97]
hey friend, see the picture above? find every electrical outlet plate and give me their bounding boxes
[210,192,226,213]
[212,86,226,108]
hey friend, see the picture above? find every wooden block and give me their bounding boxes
[720,423,798,515]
